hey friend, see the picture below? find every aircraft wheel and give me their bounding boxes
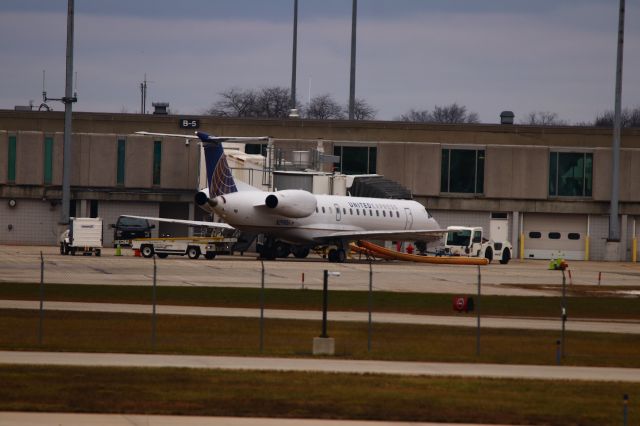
[293,247,310,259]
[187,246,200,260]
[328,249,337,262]
[274,242,290,258]
[336,248,346,263]
[141,245,154,258]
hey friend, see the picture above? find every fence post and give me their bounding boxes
[367,256,373,352]
[561,269,567,358]
[151,256,157,350]
[476,264,481,356]
[260,260,265,352]
[39,251,44,345]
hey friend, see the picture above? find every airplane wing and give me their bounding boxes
[320,229,446,243]
[135,131,269,143]
[121,215,235,230]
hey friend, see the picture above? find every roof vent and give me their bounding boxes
[152,102,169,115]
[500,111,514,125]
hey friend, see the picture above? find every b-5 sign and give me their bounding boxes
[179,118,200,129]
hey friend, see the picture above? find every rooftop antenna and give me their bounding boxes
[140,73,153,114]
[41,69,77,111]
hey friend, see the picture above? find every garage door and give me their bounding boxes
[523,214,587,260]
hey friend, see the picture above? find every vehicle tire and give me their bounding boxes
[141,245,154,258]
[157,253,168,259]
[484,247,493,263]
[60,242,69,255]
[187,246,200,260]
[70,247,76,256]
[292,247,310,259]
[95,249,101,257]
[205,252,216,260]
[499,248,511,264]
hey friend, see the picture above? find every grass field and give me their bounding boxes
[2,309,639,367]
[1,283,639,319]
[0,365,637,425]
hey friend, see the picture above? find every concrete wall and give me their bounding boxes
[485,145,548,199]
[15,131,44,185]
[377,142,441,197]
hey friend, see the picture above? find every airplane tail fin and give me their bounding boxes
[197,132,238,197]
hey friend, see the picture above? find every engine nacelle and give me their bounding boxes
[264,190,317,218]
[194,188,216,214]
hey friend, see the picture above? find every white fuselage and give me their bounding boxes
[212,191,438,244]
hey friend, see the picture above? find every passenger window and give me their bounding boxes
[568,233,581,240]
[322,207,325,213]
[376,210,379,216]
[549,232,561,240]
[350,208,353,215]
[529,232,542,239]
[356,209,360,215]
[316,207,319,213]
[396,211,400,218]
[383,211,386,217]
[343,208,346,214]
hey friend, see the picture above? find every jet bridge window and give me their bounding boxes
[549,151,592,197]
[440,148,485,194]
[333,145,377,174]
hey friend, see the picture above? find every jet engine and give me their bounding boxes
[264,190,317,218]
[194,188,216,214]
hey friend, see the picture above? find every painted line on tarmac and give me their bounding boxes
[1,299,638,334]
[1,350,639,382]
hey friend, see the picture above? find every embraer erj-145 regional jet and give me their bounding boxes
[129,131,444,262]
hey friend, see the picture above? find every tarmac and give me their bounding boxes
[1,244,640,297]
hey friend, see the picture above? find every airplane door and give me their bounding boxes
[404,207,413,230]
[334,203,341,221]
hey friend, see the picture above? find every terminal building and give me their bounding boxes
[1,109,639,261]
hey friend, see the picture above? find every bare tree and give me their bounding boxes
[349,98,377,120]
[208,86,294,118]
[303,94,345,119]
[397,103,479,124]
[396,108,431,122]
[431,103,479,124]
[521,111,568,126]
[594,106,640,128]
[254,86,291,118]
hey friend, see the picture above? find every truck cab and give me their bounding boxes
[111,216,155,247]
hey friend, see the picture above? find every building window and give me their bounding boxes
[43,136,53,185]
[333,145,377,174]
[441,148,485,194]
[549,152,592,197]
[7,135,16,183]
[152,140,162,185]
[117,138,126,185]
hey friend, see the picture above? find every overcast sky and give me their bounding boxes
[1,0,639,124]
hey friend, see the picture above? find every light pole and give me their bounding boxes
[289,0,299,118]
[348,0,357,120]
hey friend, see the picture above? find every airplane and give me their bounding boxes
[127,131,444,262]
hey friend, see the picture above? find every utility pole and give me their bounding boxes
[289,0,298,117]
[609,0,625,242]
[60,0,77,225]
[140,74,148,114]
[348,0,357,120]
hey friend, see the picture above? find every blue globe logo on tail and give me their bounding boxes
[197,132,238,198]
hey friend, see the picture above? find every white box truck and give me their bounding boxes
[59,217,103,256]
